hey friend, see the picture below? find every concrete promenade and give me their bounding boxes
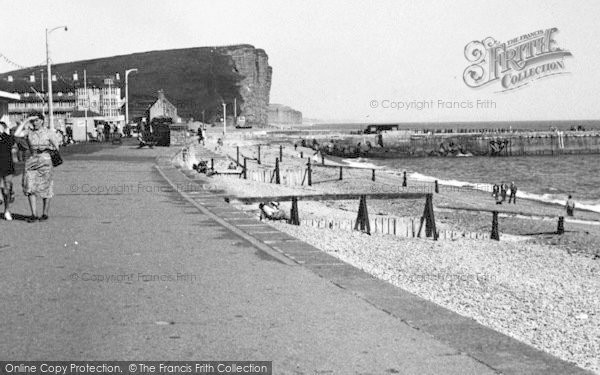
[0,140,591,374]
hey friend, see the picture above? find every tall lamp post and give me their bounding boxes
[46,25,68,130]
[124,68,138,125]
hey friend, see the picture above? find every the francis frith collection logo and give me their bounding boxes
[463,28,572,91]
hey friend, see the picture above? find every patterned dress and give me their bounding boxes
[22,128,59,198]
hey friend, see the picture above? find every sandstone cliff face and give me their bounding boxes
[224,46,272,127]
[0,44,273,127]
[268,103,302,124]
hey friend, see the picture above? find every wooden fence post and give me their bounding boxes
[339,166,343,180]
[372,169,376,181]
[243,157,247,180]
[403,171,407,187]
[275,158,281,184]
[417,194,437,240]
[307,159,312,186]
[557,216,565,235]
[257,145,261,165]
[279,144,283,162]
[210,158,214,170]
[354,195,371,234]
[435,180,439,193]
[288,197,300,225]
[236,146,240,165]
[491,211,500,240]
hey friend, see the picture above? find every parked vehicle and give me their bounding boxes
[363,123,399,134]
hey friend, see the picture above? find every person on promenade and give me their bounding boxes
[65,124,74,144]
[137,132,154,148]
[197,127,205,145]
[0,118,28,221]
[500,182,508,203]
[566,195,576,217]
[492,184,501,204]
[508,181,517,204]
[22,112,60,223]
[103,122,111,142]
[95,123,104,142]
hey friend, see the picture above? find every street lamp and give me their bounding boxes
[46,25,68,130]
[124,68,138,125]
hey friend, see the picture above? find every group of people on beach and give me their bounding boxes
[491,180,578,216]
[492,181,517,205]
[0,113,61,222]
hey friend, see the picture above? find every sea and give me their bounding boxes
[310,121,600,213]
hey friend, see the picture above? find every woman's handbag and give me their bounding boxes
[49,149,63,167]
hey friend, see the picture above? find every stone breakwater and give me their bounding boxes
[290,130,600,158]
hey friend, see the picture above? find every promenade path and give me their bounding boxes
[0,140,590,374]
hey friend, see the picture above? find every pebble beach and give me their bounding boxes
[187,135,600,374]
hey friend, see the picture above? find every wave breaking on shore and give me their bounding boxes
[343,157,600,214]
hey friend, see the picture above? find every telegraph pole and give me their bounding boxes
[222,102,227,136]
[84,69,88,142]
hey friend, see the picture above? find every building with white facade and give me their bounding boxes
[4,73,124,132]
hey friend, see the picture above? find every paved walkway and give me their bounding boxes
[0,140,590,374]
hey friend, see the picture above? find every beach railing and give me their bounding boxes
[439,205,568,241]
[231,145,446,192]
[227,192,438,240]
[299,217,489,240]
[307,159,385,185]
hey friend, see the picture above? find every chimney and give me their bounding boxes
[157,89,165,100]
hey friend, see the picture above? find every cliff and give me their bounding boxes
[0,44,272,126]
[268,103,302,124]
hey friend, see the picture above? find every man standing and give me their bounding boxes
[508,181,517,204]
[65,124,74,144]
[566,195,576,216]
[96,123,104,142]
[197,127,205,145]
[500,182,508,203]
[103,122,111,142]
[492,184,501,204]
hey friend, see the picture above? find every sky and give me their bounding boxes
[1,0,599,122]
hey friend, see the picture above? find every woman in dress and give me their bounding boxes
[22,113,60,222]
